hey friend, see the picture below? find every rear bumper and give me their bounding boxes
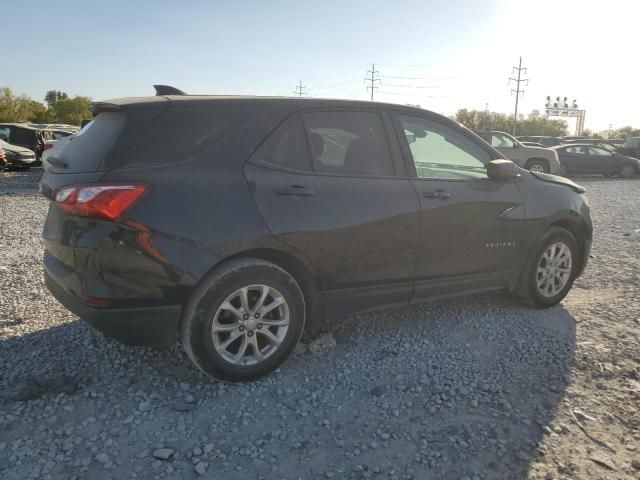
[44,271,181,348]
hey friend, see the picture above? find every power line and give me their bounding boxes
[382,84,438,89]
[378,91,451,99]
[381,75,459,80]
[309,78,363,91]
[508,56,529,136]
[294,80,307,97]
[365,63,381,101]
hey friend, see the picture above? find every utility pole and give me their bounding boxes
[294,81,306,97]
[509,57,528,136]
[365,63,381,101]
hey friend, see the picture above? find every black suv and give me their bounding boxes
[41,89,592,382]
[0,123,54,159]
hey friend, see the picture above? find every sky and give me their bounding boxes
[3,0,639,132]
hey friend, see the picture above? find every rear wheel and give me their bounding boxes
[525,159,549,173]
[514,227,579,308]
[619,164,636,178]
[180,258,305,382]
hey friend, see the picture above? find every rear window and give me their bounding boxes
[53,112,125,173]
[119,105,260,169]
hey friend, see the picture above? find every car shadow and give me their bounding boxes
[1,292,575,479]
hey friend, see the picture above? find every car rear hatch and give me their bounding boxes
[41,97,170,283]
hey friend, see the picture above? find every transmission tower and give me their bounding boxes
[365,64,381,101]
[294,80,306,97]
[509,57,529,136]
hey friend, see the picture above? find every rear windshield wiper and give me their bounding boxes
[46,156,68,169]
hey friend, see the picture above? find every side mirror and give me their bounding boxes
[487,159,521,180]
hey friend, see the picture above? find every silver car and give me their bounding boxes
[476,131,561,174]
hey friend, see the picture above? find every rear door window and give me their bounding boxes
[10,128,35,146]
[249,115,312,172]
[565,146,586,154]
[302,111,394,176]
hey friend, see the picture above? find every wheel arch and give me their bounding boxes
[188,247,325,335]
[549,217,589,275]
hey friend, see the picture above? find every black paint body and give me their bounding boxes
[41,96,592,347]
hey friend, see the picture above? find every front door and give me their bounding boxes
[586,145,616,174]
[392,113,526,300]
[244,110,421,314]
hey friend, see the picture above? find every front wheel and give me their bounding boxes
[526,159,549,174]
[514,227,580,308]
[180,258,306,382]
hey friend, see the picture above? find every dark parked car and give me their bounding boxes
[620,137,640,159]
[0,123,54,159]
[562,138,620,153]
[41,90,593,382]
[551,144,640,177]
[0,139,37,169]
[516,136,563,147]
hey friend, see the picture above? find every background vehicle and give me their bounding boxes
[520,141,546,147]
[552,144,640,177]
[476,130,561,173]
[0,139,37,169]
[41,92,592,382]
[0,145,6,170]
[0,123,53,159]
[620,137,640,159]
[516,136,563,147]
[562,138,620,152]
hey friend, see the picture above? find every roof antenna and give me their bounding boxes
[153,85,187,96]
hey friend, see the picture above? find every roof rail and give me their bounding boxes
[153,85,187,96]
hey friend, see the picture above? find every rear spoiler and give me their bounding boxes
[153,85,186,96]
[89,102,122,115]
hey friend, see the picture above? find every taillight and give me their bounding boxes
[54,183,148,221]
[43,143,54,151]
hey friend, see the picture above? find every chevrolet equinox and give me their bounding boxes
[41,87,592,382]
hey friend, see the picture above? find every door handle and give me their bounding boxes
[423,190,451,200]
[274,185,315,196]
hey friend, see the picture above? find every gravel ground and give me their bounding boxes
[1,169,639,480]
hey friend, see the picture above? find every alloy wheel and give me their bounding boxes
[536,242,572,298]
[529,163,546,173]
[211,285,289,365]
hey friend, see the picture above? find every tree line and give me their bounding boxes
[1,86,637,138]
[0,87,91,126]
[455,109,569,137]
[455,109,638,139]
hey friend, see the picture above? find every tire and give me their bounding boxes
[619,164,636,178]
[180,257,306,382]
[514,227,580,308]
[525,159,549,173]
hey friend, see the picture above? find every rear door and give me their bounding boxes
[244,109,421,315]
[391,112,526,299]
[557,145,588,173]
